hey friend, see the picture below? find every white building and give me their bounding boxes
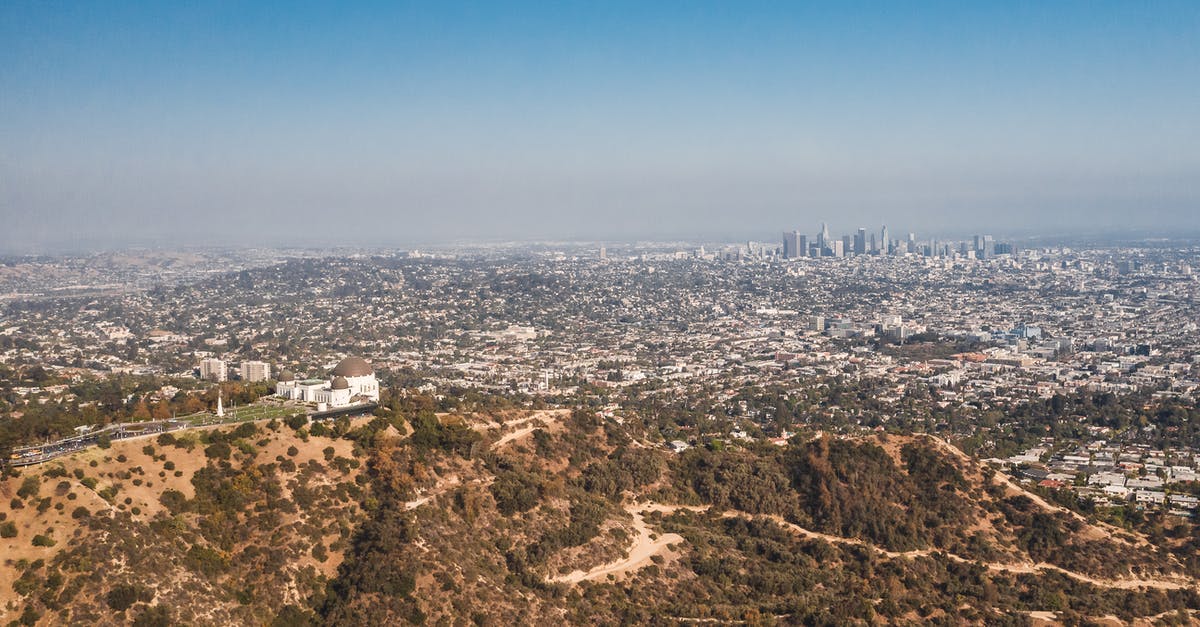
[199,358,227,382]
[241,361,271,382]
[275,356,380,409]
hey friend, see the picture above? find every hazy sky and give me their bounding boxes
[2,2,1198,251]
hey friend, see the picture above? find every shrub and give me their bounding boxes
[17,476,40,499]
[286,446,299,457]
[71,507,90,519]
[204,442,232,460]
[105,583,152,611]
[184,544,228,577]
[0,521,17,538]
[163,461,175,471]
[31,534,55,547]
[18,606,39,626]
[490,470,544,516]
[132,604,171,627]
[160,490,187,514]
[232,422,257,439]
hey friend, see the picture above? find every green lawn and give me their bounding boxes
[178,403,303,427]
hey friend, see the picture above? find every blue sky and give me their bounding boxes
[1,1,1198,250]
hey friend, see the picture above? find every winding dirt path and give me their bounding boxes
[548,505,684,584]
[719,508,1193,591]
[486,409,570,449]
[596,501,1195,592]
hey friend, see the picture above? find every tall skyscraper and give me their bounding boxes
[880,225,890,255]
[974,234,995,259]
[854,228,866,255]
[799,234,809,258]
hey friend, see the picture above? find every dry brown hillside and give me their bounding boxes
[0,417,370,626]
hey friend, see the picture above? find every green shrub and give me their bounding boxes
[105,583,153,611]
[31,534,55,547]
[204,441,232,460]
[184,544,228,577]
[0,521,17,538]
[17,475,40,499]
[160,490,187,514]
[132,604,171,627]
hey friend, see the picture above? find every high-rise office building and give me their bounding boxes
[880,225,890,255]
[855,228,867,255]
[973,234,995,259]
[782,231,800,259]
[817,222,830,253]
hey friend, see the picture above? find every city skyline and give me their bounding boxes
[3,2,1199,251]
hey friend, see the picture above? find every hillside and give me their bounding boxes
[0,417,370,626]
[3,409,1200,625]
